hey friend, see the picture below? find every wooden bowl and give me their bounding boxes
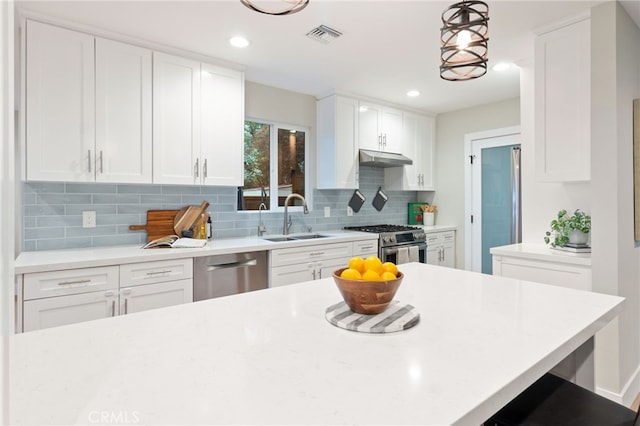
[332,268,403,315]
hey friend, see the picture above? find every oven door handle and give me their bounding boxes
[383,243,427,255]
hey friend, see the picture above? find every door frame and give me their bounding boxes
[464,126,521,271]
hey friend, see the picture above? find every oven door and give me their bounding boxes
[380,243,426,264]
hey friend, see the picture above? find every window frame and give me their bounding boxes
[241,117,312,213]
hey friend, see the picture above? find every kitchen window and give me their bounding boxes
[239,119,308,211]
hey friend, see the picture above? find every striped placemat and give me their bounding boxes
[325,300,420,333]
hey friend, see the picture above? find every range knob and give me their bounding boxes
[382,236,391,243]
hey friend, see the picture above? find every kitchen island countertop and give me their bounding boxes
[10,262,623,425]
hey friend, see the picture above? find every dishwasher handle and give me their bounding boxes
[206,259,258,271]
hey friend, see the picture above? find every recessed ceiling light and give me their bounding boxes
[407,90,421,97]
[229,36,250,48]
[492,62,511,72]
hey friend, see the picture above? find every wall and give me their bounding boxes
[0,0,14,422]
[590,1,640,404]
[430,97,521,268]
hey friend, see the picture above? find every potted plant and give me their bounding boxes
[544,209,591,248]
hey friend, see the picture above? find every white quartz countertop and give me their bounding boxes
[10,263,623,425]
[14,230,378,274]
[422,224,457,233]
[490,243,592,266]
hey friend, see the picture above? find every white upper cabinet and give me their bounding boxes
[358,102,402,153]
[385,113,435,191]
[535,17,590,182]
[153,52,201,185]
[316,95,359,189]
[153,52,244,186]
[25,21,152,183]
[26,20,95,182]
[95,38,152,183]
[200,63,244,187]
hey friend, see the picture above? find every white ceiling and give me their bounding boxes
[17,0,637,114]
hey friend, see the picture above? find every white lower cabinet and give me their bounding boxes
[492,249,591,292]
[23,290,117,332]
[425,231,455,268]
[21,259,193,332]
[119,280,192,315]
[270,242,353,288]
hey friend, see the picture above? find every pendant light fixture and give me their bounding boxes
[240,0,309,16]
[440,1,489,81]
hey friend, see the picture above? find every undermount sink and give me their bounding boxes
[262,233,329,243]
[262,236,297,242]
[290,233,329,240]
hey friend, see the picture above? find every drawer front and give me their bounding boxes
[426,234,443,245]
[120,258,193,287]
[271,243,352,267]
[23,266,119,300]
[352,240,378,258]
[441,231,455,243]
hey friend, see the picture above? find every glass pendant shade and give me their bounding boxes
[440,1,489,81]
[240,0,309,16]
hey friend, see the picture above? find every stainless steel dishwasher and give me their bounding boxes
[193,251,268,301]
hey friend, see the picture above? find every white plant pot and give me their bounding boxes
[568,230,588,245]
[423,212,435,226]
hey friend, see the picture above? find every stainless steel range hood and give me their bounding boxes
[359,149,413,168]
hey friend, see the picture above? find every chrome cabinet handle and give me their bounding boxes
[58,279,90,286]
[203,158,208,178]
[124,298,128,315]
[194,158,199,178]
[309,252,325,257]
[111,300,116,317]
[312,269,316,280]
[99,151,103,173]
[88,150,92,173]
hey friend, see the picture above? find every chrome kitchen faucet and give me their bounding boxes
[283,193,308,235]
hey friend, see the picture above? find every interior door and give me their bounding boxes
[466,129,521,273]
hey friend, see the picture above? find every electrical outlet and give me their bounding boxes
[82,211,96,228]
[347,206,353,216]
[324,206,330,218]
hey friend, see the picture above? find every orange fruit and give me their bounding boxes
[362,269,381,281]
[348,256,366,273]
[382,262,398,276]
[340,268,362,280]
[381,271,397,281]
[364,256,384,275]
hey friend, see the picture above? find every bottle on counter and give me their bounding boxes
[206,213,213,240]
[199,214,207,239]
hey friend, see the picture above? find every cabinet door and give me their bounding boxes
[153,52,201,184]
[271,263,315,287]
[23,290,116,332]
[416,115,435,190]
[380,107,403,152]
[316,257,350,281]
[426,247,441,265]
[271,242,353,267]
[316,95,359,189]
[358,102,382,150]
[26,20,95,182]
[120,279,193,315]
[95,38,152,183]
[441,245,455,268]
[535,19,590,182]
[200,64,244,186]
[385,112,419,190]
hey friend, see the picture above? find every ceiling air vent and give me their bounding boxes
[306,25,342,44]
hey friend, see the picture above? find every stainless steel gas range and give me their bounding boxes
[344,224,427,264]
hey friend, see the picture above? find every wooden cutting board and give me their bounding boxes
[129,210,179,242]
[173,201,209,237]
